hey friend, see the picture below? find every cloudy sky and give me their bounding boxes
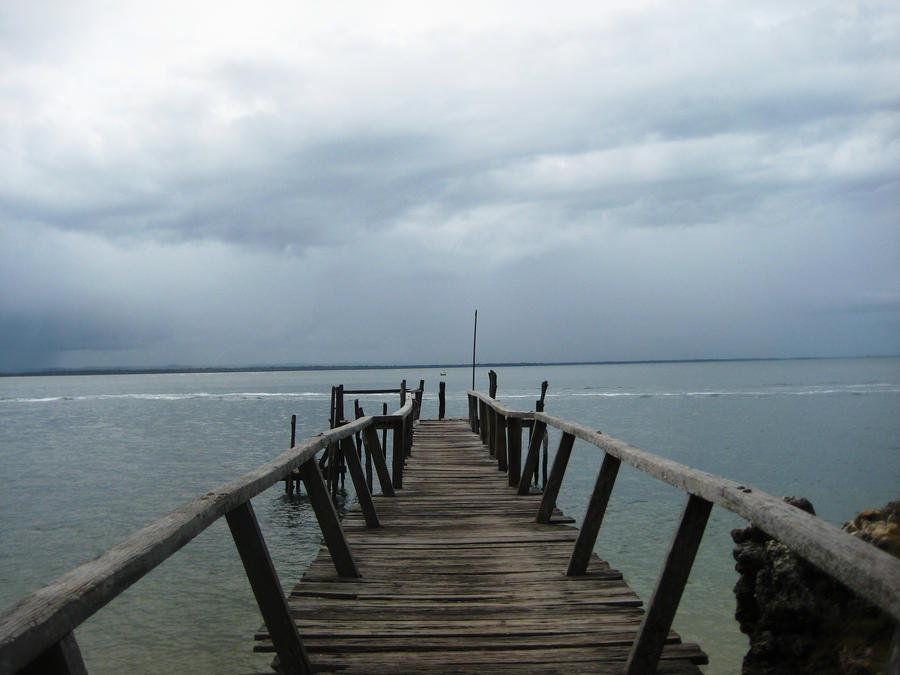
[1,1,898,371]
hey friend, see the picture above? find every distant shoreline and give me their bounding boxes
[1,355,894,378]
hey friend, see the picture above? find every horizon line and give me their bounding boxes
[2,354,896,378]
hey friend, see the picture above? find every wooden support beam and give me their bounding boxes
[226,501,311,675]
[404,412,413,457]
[567,453,621,575]
[536,432,575,523]
[506,417,522,487]
[518,420,547,495]
[495,412,508,472]
[297,460,360,578]
[362,425,395,497]
[478,400,488,444]
[392,420,404,489]
[339,438,379,528]
[625,493,712,674]
[18,632,86,675]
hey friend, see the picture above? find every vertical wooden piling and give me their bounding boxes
[439,381,446,419]
[507,417,522,487]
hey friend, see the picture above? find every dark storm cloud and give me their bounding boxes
[0,1,898,370]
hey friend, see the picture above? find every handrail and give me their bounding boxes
[466,389,534,418]
[0,388,421,674]
[534,411,900,620]
[465,389,900,674]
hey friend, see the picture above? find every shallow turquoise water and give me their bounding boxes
[1,359,897,673]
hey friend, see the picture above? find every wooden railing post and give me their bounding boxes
[392,419,404,489]
[400,379,407,406]
[495,412,508,472]
[355,403,373,493]
[362,425,395,496]
[567,453,621,575]
[507,417,522,487]
[297,459,360,577]
[226,501,311,675]
[407,409,414,456]
[19,632,87,675]
[518,420,547,495]
[415,380,424,420]
[536,432,575,523]
[625,493,713,674]
[381,402,388,461]
[339,437,380,528]
[479,400,489,444]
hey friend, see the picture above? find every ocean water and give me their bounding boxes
[1,358,898,673]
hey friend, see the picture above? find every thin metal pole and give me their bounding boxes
[472,309,478,390]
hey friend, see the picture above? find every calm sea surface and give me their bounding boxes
[1,358,898,673]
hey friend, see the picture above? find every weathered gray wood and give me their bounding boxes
[0,416,373,673]
[495,412,508,472]
[342,388,403,395]
[507,417,522,487]
[518,420,547,495]
[568,453,621,576]
[415,380,425,421]
[536,433,576,524]
[226,501,311,675]
[355,403,373,493]
[18,632,86,675]
[478,400,489,444]
[362,425,395,497]
[298,459,360,578]
[535,412,900,621]
[626,494,712,674]
[392,419,404,489]
[467,390,535,419]
[267,420,706,674]
[339,438,380,528]
[467,394,478,432]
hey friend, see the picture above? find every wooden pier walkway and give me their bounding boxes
[257,419,707,673]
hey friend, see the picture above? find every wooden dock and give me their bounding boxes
[257,419,707,673]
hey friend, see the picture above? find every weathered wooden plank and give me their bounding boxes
[362,425,395,497]
[0,416,373,673]
[339,437,380,528]
[625,494,712,675]
[225,501,311,675]
[536,432,575,524]
[535,412,900,622]
[18,632,86,675]
[568,453,621,576]
[266,419,705,674]
[507,417,522,487]
[297,459,360,578]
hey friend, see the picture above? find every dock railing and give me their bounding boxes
[467,388,900,675]
[0,386,418,675]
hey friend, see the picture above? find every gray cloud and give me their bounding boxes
[1,1,898,370]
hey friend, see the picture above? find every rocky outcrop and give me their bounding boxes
[731,498,898,674]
